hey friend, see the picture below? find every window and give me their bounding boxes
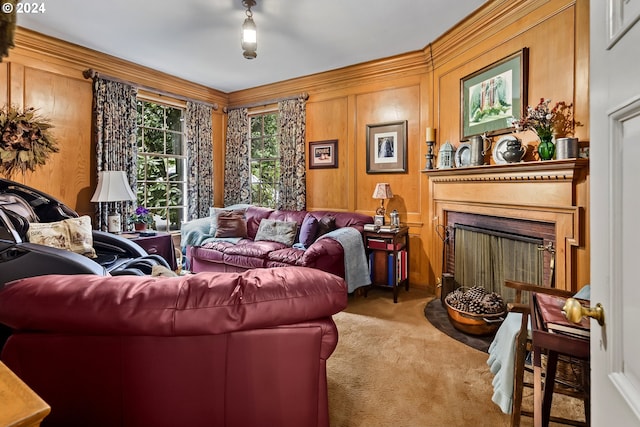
[136,100,187,230]
[250,112,280,208]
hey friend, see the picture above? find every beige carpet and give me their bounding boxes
[327,287,585,427]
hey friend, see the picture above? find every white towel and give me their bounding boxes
[486,312,527,414]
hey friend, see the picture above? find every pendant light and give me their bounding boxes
[241,0,257,59]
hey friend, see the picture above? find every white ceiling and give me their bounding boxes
[17,0,487,93]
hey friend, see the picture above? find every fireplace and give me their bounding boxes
[444,211,555,302]
[423,159,589,293]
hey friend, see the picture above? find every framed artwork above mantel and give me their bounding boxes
[460,48,529,140]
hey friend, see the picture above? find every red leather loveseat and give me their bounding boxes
[0,267,347,427]
[188,206,373,280]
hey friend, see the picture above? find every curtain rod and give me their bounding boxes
[82,68,219,111]
[224,92,309,113]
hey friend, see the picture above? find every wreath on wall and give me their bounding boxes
[0,105,59,178]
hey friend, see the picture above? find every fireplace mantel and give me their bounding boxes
[423,158,589,292]
[422,158,588,182]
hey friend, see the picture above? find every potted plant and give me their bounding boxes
[129,206,154,231]
[512,98,581,161]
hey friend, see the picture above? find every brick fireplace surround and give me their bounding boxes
[423,159,589,292]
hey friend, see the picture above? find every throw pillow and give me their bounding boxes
[215,210,248,238]
[254,219,298,246]
[316,214,337,238]
[27,216,97,258]
[298,213,319,247]
[209,206,249,236]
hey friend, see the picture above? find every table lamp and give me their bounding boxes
[372,182,393,220]
[90,171,136,233]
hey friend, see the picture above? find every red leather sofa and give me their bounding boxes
[188,205,373,279]
[0,267,347,427]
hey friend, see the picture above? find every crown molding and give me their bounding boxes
[228,49,430,106]
[430,0,575,68]
[13,28,229,107]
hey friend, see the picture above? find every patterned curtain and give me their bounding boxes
[186,101,213,220]
[92,77,138,231]
[277,98,307,210]
[224,108,251,206]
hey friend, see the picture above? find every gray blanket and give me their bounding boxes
[319,227,371,293]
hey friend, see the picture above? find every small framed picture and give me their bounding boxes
[366,121,408,174]
[309,139,338,169]
[374,215,385,226]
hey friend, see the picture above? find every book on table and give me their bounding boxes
[535,293,590,338]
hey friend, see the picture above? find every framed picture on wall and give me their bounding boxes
[309,139,338,169]
[366,120,407,174]
[460,48,529,140]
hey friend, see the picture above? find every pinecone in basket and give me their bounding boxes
[445,286,505,315]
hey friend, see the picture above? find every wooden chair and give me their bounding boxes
[504,280,589,427]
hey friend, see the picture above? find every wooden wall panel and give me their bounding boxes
[355,86,421,218]
[305,97,350,210]
[4,64,94,216]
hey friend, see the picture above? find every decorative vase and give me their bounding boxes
[537,136,555,161]
[134,222,147,231]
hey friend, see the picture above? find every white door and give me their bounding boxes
[590,0,640,425]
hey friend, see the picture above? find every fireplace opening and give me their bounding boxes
[444,212,556,303]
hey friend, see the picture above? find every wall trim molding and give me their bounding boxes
[13,28,229,107]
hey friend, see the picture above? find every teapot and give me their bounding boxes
[502,138,526,163]
[469,134,492,166]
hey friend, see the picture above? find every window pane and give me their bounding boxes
[166,107,183,132]
[251,116,262,138]
[166,132,183,155]
[169,182,184,206]
[142,103,164,129]
[144,129,164,153]
[251,137,262,158]
[136,100,187,230]
[249,112,279,209]
[264,136,279,157]
[264,114,278,135]
[167,208,184,231]
[137,130,144,150]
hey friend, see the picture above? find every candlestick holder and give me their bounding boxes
[425,139,435,169]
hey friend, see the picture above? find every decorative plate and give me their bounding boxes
[492,135,519,165]
[454,143,471,168]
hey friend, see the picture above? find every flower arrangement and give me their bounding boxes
[0,105,59,178]
[129,206,154,225]
[512,98,582,140]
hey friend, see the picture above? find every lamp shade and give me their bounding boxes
[372,183,393,200]
[90,171,136,203]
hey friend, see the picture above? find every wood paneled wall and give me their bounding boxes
[1,0,589,291]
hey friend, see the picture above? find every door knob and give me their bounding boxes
[562,298,605,326]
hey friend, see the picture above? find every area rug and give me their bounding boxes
[327,288,584,427]
[423,297,496,353]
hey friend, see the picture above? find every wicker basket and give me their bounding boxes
[444,298,506,336]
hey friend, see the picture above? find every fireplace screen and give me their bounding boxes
[453,225,544,303]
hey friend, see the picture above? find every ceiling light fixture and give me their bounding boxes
[241,0,257,59]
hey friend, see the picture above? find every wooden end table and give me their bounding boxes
[363,225,409,303]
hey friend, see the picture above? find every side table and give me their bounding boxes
[121,231,177,271]
[363,225,409,303]
[531,293,590,427]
